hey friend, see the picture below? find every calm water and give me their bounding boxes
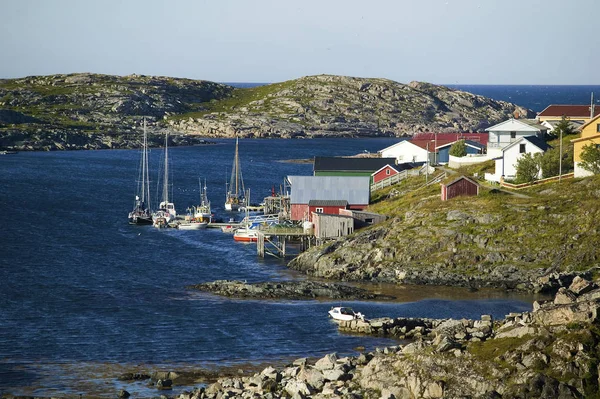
[0,138,535,397]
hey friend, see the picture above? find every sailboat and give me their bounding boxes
[224,137,245,211]
[233,189,259,242]
[128,118,153,225]
[152,132,176,227]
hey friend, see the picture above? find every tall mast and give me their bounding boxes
[235,137,239,197]
[162,132,169,203]
[142,118,151,209]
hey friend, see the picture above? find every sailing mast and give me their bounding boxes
[162,132,169,205]
[142,118,151,210]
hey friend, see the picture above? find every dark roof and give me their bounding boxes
[524,135,552,151]
[314,156,397,172]
[308,200,349,207]
[442,175,480,188]
[538,105,600,118]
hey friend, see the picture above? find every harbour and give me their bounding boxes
[0,138,539,397]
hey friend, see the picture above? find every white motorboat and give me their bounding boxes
[328,307,365,322]
[177,220,208,230]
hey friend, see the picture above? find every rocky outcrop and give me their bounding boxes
[174,277,600,399]
[0,73,534,150]
[168,75,534,139]
[187,280,395,300]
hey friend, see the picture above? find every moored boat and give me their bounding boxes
[152,131,176,227]
[328,306,365,322]
[225,137,245,211]
[177,220,208,230]
[128,118,153,225]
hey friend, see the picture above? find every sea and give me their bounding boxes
[0,85,594,397]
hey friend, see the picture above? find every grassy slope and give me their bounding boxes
[363,170,600,273]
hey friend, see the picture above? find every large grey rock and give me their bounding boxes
[314,353,338,370]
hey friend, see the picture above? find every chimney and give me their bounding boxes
[591,93,595,119]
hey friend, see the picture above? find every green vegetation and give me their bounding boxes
[580,143,600,174]
[448,139,467,157]
[515,153,542,183]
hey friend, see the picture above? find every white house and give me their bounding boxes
[485,136,552,183]
[378,139,436,164]
[486,118,548,158]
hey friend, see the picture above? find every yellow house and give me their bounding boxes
[572,113,600,177]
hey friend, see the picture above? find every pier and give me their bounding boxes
[256,227,315,258]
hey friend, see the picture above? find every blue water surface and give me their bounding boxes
[0,138,533,397]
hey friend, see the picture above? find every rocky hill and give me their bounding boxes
[0,73,534,150]
[288,173,600,291]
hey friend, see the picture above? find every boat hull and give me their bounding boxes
[233,228,258,242]
[128,215,153,225]
[178,221,208,230]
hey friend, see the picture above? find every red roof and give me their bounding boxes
[412,132,488,145]
[537,105,600,118]
[409,139,456,150]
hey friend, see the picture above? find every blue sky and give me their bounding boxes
[1,0,597,84]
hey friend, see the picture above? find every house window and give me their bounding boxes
[315,207,323,213]
[365,218,374,224]
[510,131,516,139]
[519,144,526,153]
[386,169,391,175]
[596,124,600,133]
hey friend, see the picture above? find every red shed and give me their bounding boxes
[307,200,348,221]
[371,164,400,184]
[441,176,479,201]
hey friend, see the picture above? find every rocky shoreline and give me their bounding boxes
[187,280,396,301]
[90,275,600,399]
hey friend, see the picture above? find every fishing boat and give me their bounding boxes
[328,306,365,322]
[128,118,153,225]
[152,132,176,227]
[224,137,245,211]
[192,179,212,223]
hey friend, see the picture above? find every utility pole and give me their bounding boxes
[426,142,429,184]
[559,126,563,183]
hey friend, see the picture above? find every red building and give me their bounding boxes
[307,200,348,220]
[441,176,480,201]
[371,164,400,184]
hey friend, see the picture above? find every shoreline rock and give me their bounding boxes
[187,280,396,301]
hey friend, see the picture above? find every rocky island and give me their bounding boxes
[0,73,533,150]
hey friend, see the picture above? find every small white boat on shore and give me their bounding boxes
[328,307,365,322]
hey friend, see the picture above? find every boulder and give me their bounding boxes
[314,353,338,370]
[554,287,577,305]
[569,276,594,295]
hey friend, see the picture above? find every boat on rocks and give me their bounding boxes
[152,131,176,227]
[328,306,365,321]
[224,137,245,211]
[128,118,153,225]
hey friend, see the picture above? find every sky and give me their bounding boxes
[1,0,598,85]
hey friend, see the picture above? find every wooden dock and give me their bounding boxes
[256,227,315,258]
